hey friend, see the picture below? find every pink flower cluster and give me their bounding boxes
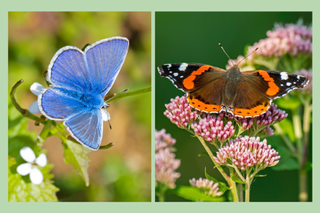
[191,113,235,146]
[189,177,223,197]
[236,104,287,137]
[226,22,312,70]
[155,129,181,188]
[214,136,280,171]
[255,104,288,125]
[258,126,274,138]
[296,69,312,94]
[248,23,312,58]
[164,95,198,128]
[164,95,287,142]
[155,129,176,152]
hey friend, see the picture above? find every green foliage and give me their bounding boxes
[62,139,91,186]
[168,186,224,202]
[270,142,300,171]
[8,157,59,202]
[9,97,59,202]
[230,173,246,184]
[204,168,229,195]
[198,152,209,157]
[276,96,302,110]
[277,118,296,142]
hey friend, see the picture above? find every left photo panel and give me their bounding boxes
[8,12,151,202]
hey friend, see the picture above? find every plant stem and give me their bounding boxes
[293,107,303,163]
[157,183,166,202]
[10,79,40,121]
[299,96,311,202]
[37,120,53,147]
[245,181,250,202]
[299,170,308,202]
[238,183,243,202]
[195,135,239,202]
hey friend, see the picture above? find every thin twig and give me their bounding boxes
[10,79,42,122]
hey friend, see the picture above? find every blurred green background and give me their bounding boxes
[9,12,151,201]
[155,12,312,201]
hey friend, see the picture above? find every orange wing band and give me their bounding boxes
[233,103,270,117]
[183,65,212,90]
[188,96,221,112]
[258,70,279,96]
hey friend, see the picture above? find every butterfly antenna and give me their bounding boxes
[219,43,234,65]
[106,88,129,102]
[81,43,91,51]
[237,47,259,65]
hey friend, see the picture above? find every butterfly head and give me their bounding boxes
[102,102,110,110]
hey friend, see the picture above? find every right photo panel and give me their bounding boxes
[155,12,312,202]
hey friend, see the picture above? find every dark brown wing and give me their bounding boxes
[231,70,309,117]
[241,70,309,99]
[188,78,226,113]
[231,80,271,117]
[157,63,226,92]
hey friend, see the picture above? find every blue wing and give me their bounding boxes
[84,37,129,96]
[39,87,86,120]
[47,37,129,96]
[64,108,103,150]
[47,47,89,92]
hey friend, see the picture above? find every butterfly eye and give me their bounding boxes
[102,102,110,109]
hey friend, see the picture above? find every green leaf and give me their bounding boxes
[277,118,295,142]
[168,186,224,202]
[271,144,300,171]
[8,100,30,137]
[254,174,267,178]
[304,162,312,172]
[227,190,234,202]
[62,139,91,186]
[99,142,114,150]
[8,157,59,202]
[230,173,246,184]
[204,168,229,195]
[276,96,302,110]
[205,168,218,182]
[198,152,209,157]
[273,158,300,171]
[105,87,151,103]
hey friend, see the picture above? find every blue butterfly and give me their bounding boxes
[36,37,129,150]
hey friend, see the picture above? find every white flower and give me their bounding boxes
[16,147,47,185]
[28,82,45,113]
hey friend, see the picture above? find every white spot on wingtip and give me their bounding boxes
[179,63,188,71]
[286,82,292,86]
[173,72,178,77]
[280,72,288,80]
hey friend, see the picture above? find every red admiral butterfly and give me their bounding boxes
[158,63,309,118]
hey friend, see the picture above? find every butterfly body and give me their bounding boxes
[158,63,309,118]
[38,37,129,150]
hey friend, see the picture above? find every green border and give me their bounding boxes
[151,11,155,202]
[2,0,319,212]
